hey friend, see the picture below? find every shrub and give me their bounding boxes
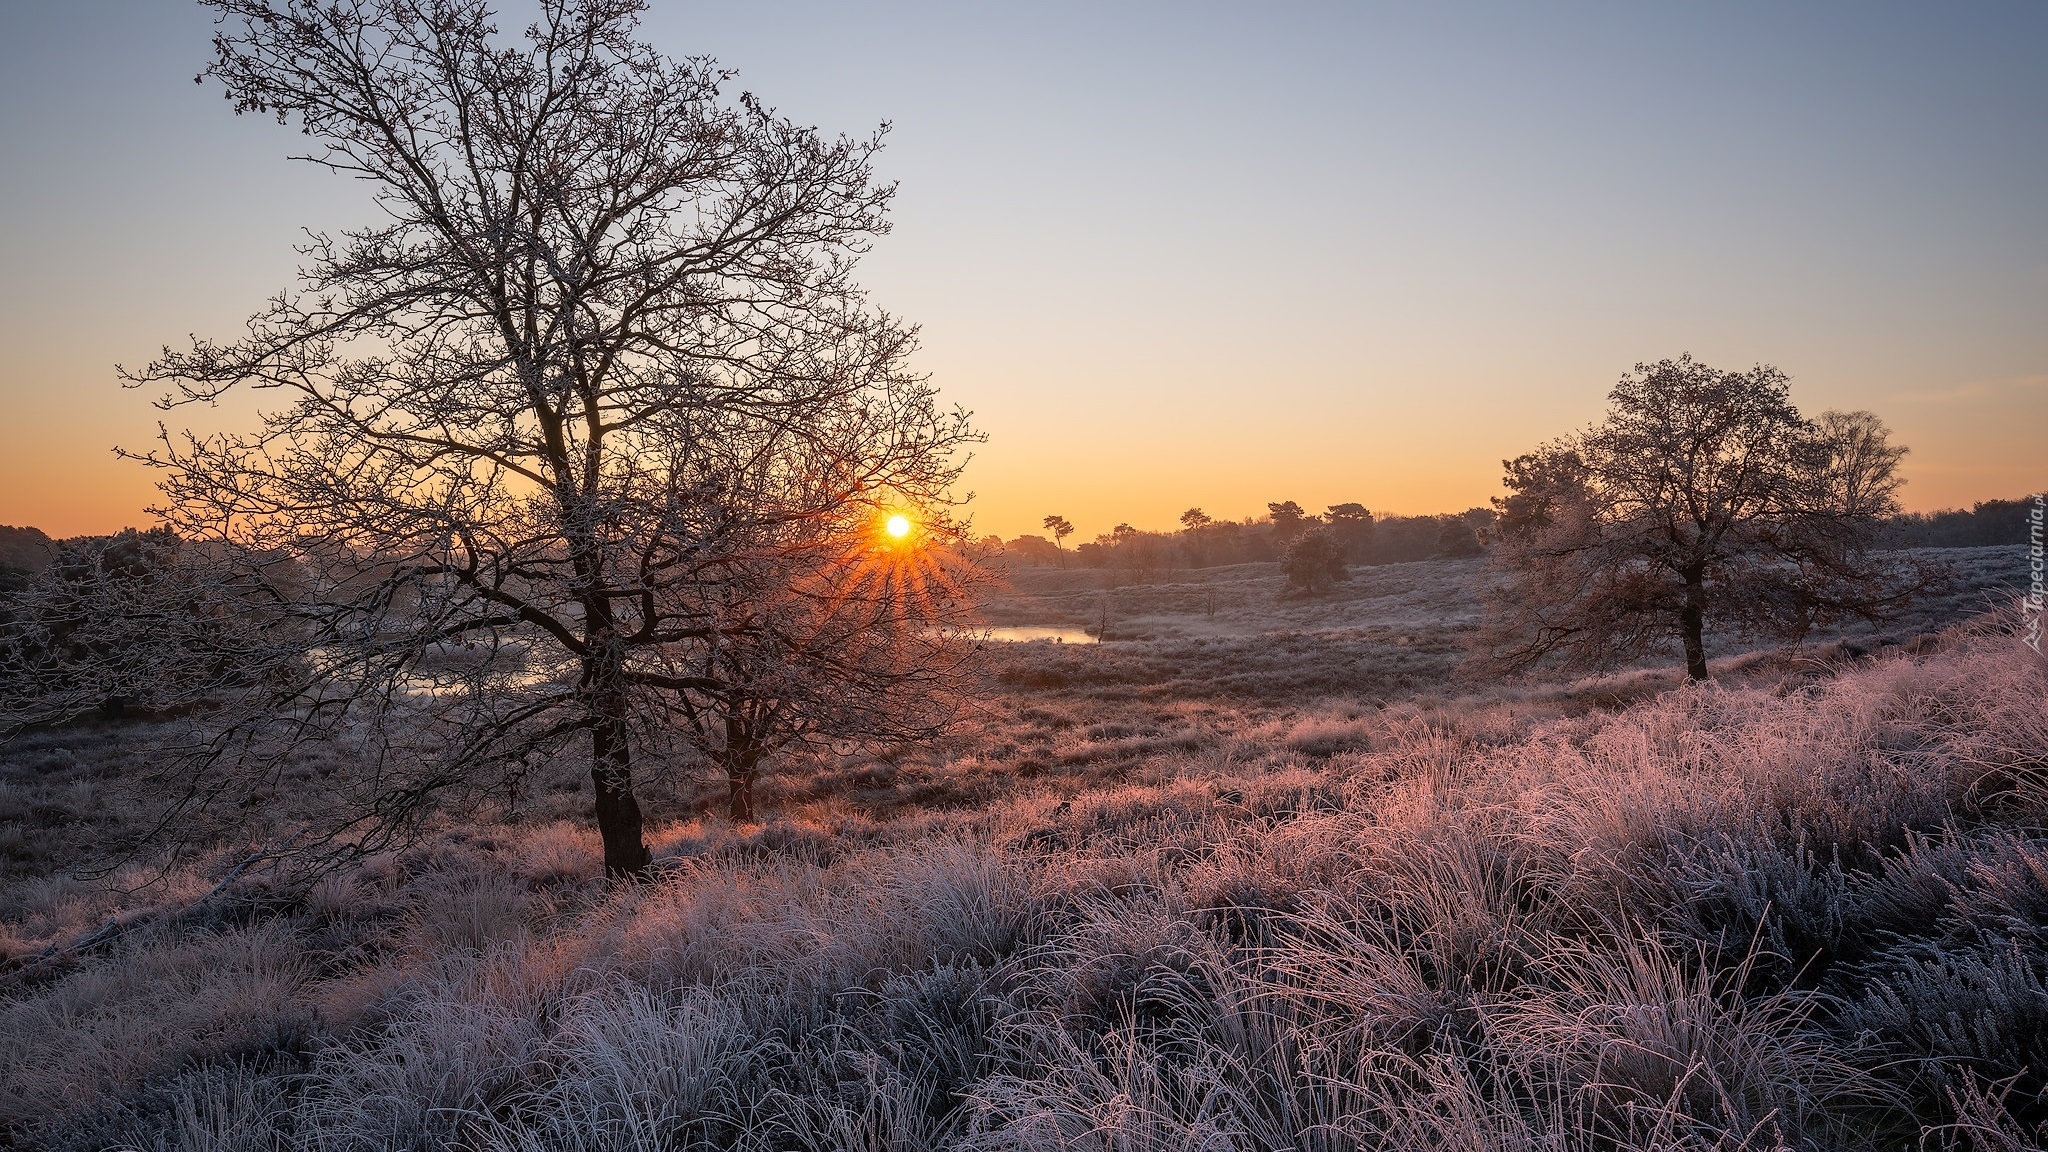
[1280,528,1347,596]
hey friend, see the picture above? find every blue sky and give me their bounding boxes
[2,1,2042,537]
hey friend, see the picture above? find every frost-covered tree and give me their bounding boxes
[31,0,980,879]
[1479,355,1927,681]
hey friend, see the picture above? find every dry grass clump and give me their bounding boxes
[3,616,2045,1150]
[0,923,315,1131]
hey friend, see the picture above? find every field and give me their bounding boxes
[0,546,2041,1150]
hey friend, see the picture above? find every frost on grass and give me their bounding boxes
[2,620,2046,1150]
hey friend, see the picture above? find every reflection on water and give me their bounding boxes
[982,626,1098,644]
[305,644,565,698]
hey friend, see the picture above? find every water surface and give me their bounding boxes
[982,626,1098,644]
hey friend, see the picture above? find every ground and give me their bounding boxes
[0,544,2039,1150]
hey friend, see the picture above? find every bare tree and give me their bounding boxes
[1477,355,1928,681]
[658,509,981,822]
[1813,408,1910,519]
[23,0,981,880]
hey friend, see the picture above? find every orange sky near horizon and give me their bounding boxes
[2,3,2042,543]
[7,350,2039,544]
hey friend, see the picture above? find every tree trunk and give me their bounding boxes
[724,714,763,823]
[1679,575,1710,682]
[727,769,757,823]
[590,702,651,880]
[579,562,650,880]
[585,600,649,880]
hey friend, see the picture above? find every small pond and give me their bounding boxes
[981,626,1099,644]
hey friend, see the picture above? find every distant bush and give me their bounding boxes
[0,526,51,577]
[1000,533,1063,566]
[1279,527,1346,594]
[0,526,52,596]
[1434,513,1483,557]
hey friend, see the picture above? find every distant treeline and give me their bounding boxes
[999,495,2039,571]
[1882,497,2039,549]
[1002,503,1495,573]
[3,497,2033,588]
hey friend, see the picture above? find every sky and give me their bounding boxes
[1,2,2043,542]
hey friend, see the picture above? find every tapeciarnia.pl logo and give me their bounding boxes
[2026,492,2044,654]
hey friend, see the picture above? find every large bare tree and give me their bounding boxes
[1477,355,1926,681]
[30,0,980,879]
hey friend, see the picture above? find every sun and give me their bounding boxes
[885,514,912,539]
